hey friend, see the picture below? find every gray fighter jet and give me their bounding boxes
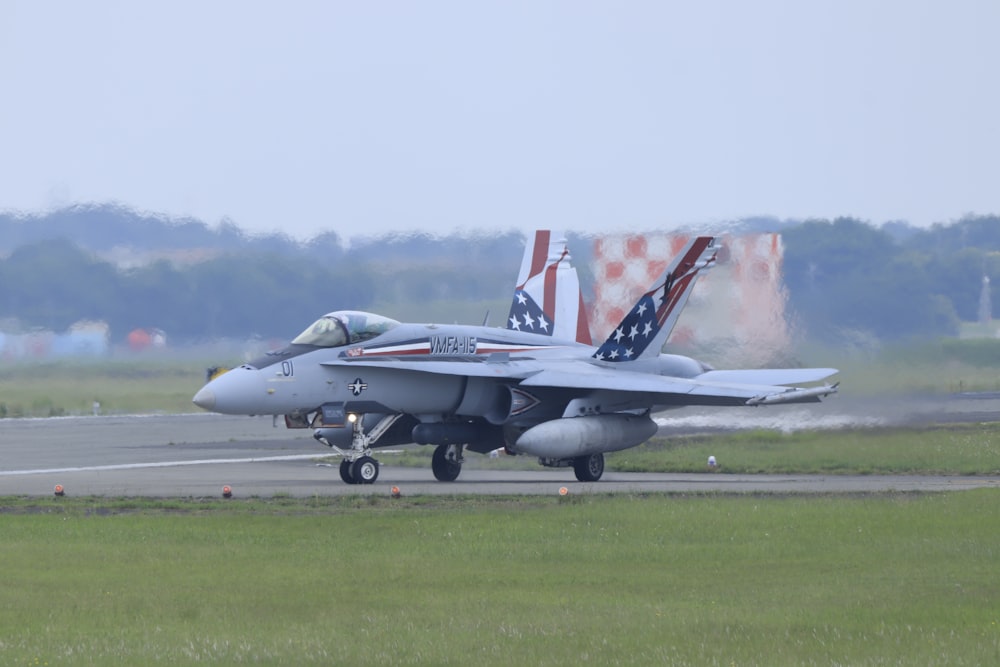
[193,233,837,484]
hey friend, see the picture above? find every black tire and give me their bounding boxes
[339,458,357,484]
[573,453,605,482]
[431,444,462,482]
[352,456,379,484]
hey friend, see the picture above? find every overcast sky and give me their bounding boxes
[1,1,997,240]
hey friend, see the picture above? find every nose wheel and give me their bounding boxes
[339,456,379,485]
[339,458,354,483]
[352,456,379,484]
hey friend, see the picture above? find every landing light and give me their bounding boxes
[347,413,358,424]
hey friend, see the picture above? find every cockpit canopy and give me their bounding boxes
[291,311,400,348]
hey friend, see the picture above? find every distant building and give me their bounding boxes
[0,320,109,359]
[127,328,168,351]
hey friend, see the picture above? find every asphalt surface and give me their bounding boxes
[2,397,999,497]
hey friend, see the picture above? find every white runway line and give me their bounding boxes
[0,454,325,476]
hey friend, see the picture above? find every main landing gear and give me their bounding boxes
[537,452,606,481]
[572,452,604,482]
[431,444,463,482]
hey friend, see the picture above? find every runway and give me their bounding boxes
[2,409,998,497]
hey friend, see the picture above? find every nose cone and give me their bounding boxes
[192,387,216,411]
[191,366,268,415]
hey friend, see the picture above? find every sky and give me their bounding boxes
[1,1,998,241]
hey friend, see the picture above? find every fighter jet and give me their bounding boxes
[192,234,838,484]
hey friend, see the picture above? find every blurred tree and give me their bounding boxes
[904,215,1000,255]
[0,239,120,331]
[782,218,958,340]
[119,260,197,335]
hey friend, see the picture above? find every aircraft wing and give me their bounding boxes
[518,363,838,406]
[324,357,838,406]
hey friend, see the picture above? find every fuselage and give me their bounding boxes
[192,311,708,423]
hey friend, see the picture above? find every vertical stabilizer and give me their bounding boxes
[593,236,717,362]
[508,231,592,344]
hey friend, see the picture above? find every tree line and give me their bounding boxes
[1,206,999,344]
[783,217,1000,340]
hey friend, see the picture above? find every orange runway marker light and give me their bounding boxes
[54,484,65,497]
[558,486,569,496]
[390,486,401,499]
[222,485,233,498]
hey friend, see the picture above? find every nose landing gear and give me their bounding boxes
[317,413,403,485]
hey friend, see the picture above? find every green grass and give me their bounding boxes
[612,424,1000,475]
[1,492,998,665]
[793,338,1000,396]
[831,357,1000,395]
[0,359,230,417]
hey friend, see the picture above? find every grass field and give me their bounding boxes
[1,492,998,665]
[614,424,1000,475]
[0,359,224,417]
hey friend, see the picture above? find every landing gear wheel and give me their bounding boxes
[432,444,462,482]
[340,458,358,484]
[573,453,605,482]
[352,456,379,484]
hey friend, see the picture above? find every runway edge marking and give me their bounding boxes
[0,454,325,476]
